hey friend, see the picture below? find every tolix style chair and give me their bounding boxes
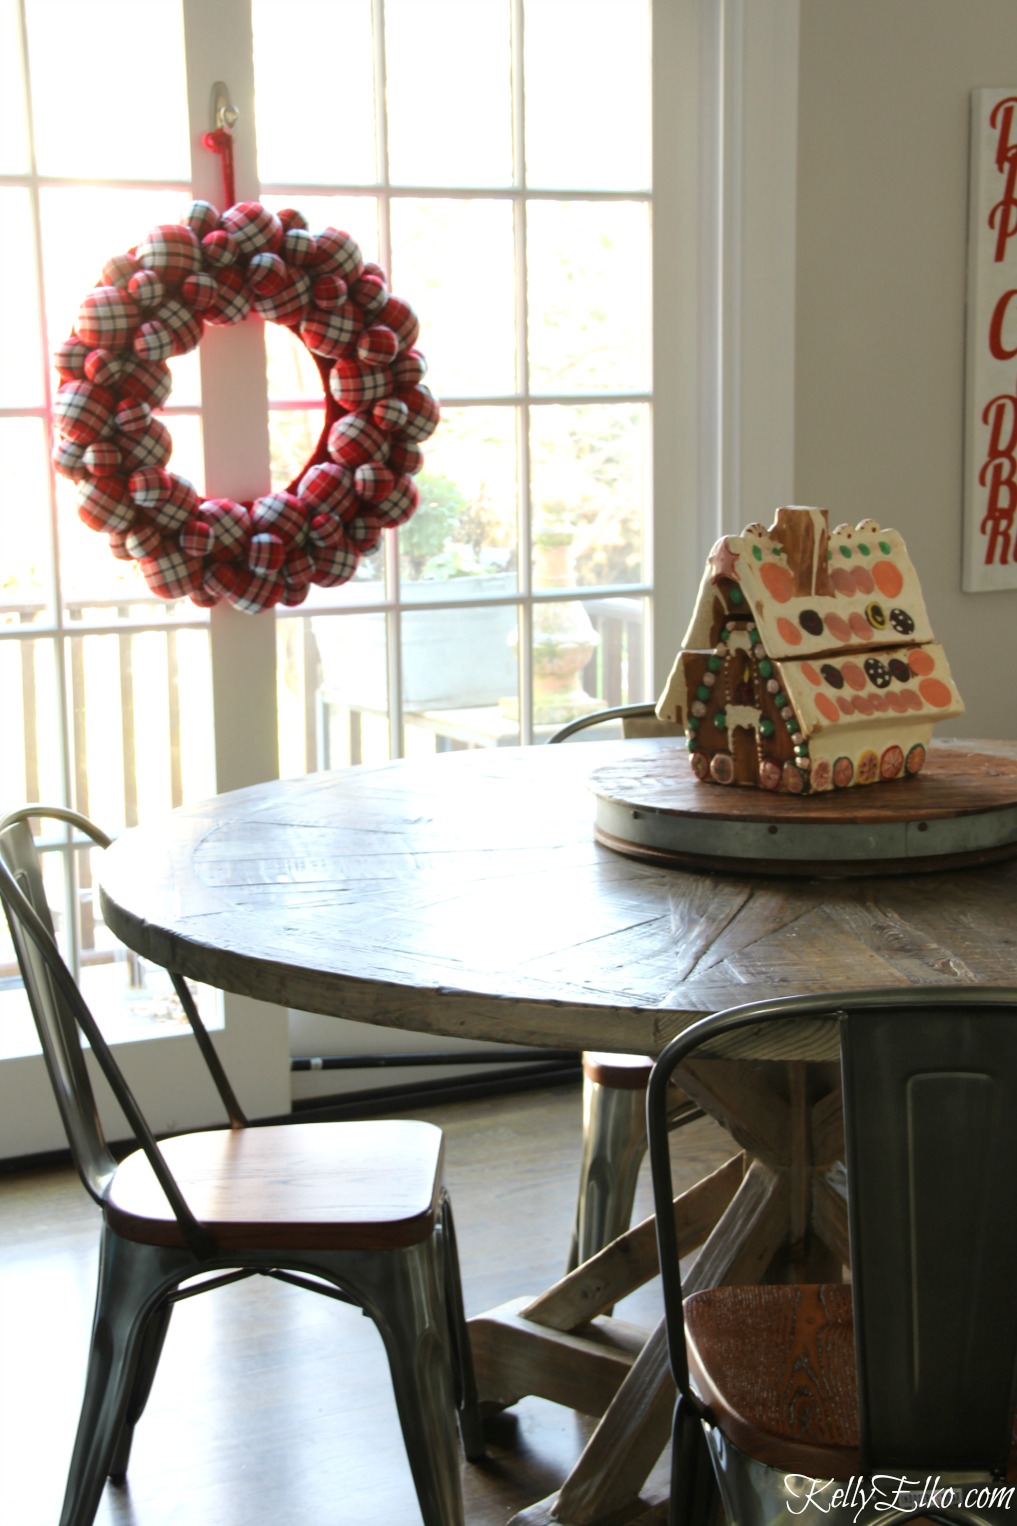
[647,986,1017,1526]
[0,805,483,1526]
[548,706,701,1270]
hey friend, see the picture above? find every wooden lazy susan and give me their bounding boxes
[589,744,1017,876]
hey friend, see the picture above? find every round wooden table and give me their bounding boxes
[97,735,1017,1526]
[99,737,1017,1060]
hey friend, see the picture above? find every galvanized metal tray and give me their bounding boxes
[589,745,1017,876]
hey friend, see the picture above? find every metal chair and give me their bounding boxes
[548,706,700,1270]
[0,805,483,1526]
[647,987,1017,1526]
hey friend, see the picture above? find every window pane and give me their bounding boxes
[530,596,602,728]
[65,624,212,828]
[0,636,61,806]
[0,190,43,406]
[1,417,53,621]
[25,0,189,179]
[309,610,392,766]
[524,0,650,190]
[401,405,518,593]
[254,0,377,186]
[531,592,646,725]
[266,331,328,405]
[269,405,327,491]
[530,402,647,588]
[584,594,647,705]
[401,597,519,714]
[527,200,650,394]
[385,0,513,187]
[0,0,29,173]
[391,199,517,395]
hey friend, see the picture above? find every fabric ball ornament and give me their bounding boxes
[300,302,358,359]
[220,202,284,256]
[52,200,437,612]
[52,381,115,444]
[204,265,253,326]
[84,349,127,389]
[134,225,203,286]
[119,356,173,409]
[77,288,141,350]
[329,359,392,410]
[328,414,386,468]
[102,253,139,288]
[184,200,222,240]
[83,441,121,477]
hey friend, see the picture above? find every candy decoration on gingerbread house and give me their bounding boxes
[656,506,965,793]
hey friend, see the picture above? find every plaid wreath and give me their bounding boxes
[52,200,438,612]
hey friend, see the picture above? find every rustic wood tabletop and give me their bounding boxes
[98,736,1017,1059]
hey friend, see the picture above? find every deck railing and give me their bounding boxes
[1,592,644,972]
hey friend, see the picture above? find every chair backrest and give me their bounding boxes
[647,986,1017,1479]
[548,703,680,744]
[0,808,221,1257]
[1,811,117,1201]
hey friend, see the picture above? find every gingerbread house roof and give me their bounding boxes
[681,506,937,659]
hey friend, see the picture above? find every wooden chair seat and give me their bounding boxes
[581,1051,654,1089]
[106,1119,445,1251]
[685,1281,1017,1482]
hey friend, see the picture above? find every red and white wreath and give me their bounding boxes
[51,199,438,613]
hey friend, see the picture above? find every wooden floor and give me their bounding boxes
[0,1080,731,1526]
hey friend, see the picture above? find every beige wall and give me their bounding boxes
[795,0,1017,739]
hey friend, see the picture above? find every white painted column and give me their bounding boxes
[181,0,290,1116]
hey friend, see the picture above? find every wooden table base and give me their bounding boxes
[470,1058,849,1525]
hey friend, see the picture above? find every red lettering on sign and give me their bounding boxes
[989,96,1017,263]
[989,289,1017,360]
[979,378,1017,563]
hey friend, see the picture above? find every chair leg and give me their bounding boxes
[438,1192,485,1461]
[567,1075,648,1271]
[323,1241,467,1526]
[670,1394,717,1526]
[108,1297,174,1480]
[60,1228,192,1526]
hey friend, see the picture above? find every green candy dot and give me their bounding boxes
[719,627,730,642]
[759,717,775,738]
[696,685,710,702]
[774,691,786,707]
[879,540,891,554]
[687,714,700,730]
[839,545,852,558]
[729,585,744,605]
[759,659,773,679]
[858,542,870,556]
[715,711,727,729]
[751,544,762,561]
[707,655,722,672]
[687,737,698,752]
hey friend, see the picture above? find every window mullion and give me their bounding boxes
[510,0,534,743]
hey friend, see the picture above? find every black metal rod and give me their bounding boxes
[291,1049,579,1071]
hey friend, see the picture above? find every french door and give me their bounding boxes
[0,0,799,1155]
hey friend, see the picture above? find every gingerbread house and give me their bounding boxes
[655,506,964,793]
